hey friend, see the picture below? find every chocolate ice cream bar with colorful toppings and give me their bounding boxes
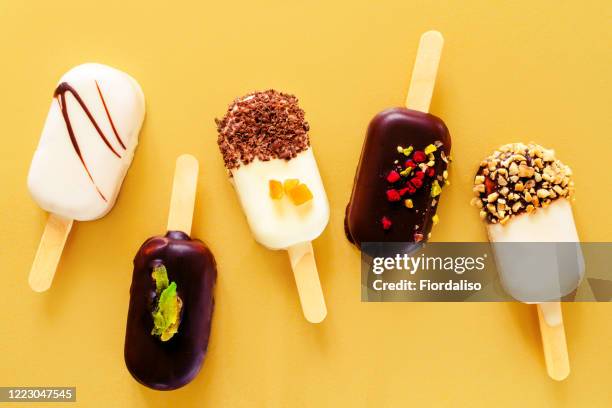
[345,31,450,247]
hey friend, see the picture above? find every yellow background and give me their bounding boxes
[1,0,611,406]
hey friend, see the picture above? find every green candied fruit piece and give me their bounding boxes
[160,302,182,342]
[151,264,169,294]
[151,282,182,341]
[150,264,182,342]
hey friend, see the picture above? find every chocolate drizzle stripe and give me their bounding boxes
[95,80,126,150]
[54,82,121,158]
[53,81,125,201]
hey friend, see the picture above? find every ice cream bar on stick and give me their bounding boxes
[125,155,217,390]
[345,31,451,248]
[216,90,329,323]
[27,63,145,292]
[472,142,582,381]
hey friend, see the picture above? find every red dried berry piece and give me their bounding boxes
[381,216,392,230]
[485,177,495,195]
[386,189,401,202]
[405,160,417,168]
[399,187,410,196]
[386,170,401,183]
[415,171,425,179]
[427,167,436,177]
[405,183,417,195]
[413,151,426,163]
[411,177,423,188]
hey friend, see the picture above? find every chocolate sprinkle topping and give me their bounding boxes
[216,90,310,170]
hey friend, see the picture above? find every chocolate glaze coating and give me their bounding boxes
[124,231,216,391]
[345,108,451,247]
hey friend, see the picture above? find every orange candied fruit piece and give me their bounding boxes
[269,179,284,199]
[283,178,300,193]
[288,183,313,205]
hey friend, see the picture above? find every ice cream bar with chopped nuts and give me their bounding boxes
[472,142,582,381]
[27,63,145,292]
[345,31,450,247]
[125,155,217,390]
[216,90,329,323]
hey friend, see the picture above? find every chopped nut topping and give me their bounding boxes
[536,188,550,199]
[553,185,565,195]
[508,162,519,176]
[470,142,574,223]
[518,164,534,178]
[473,184,485,194]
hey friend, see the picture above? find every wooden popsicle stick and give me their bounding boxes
[405,30,444,113]
[167,154,199,235]
[537,302,570,381]
[287,242,327,323]
[29,214,73,292]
